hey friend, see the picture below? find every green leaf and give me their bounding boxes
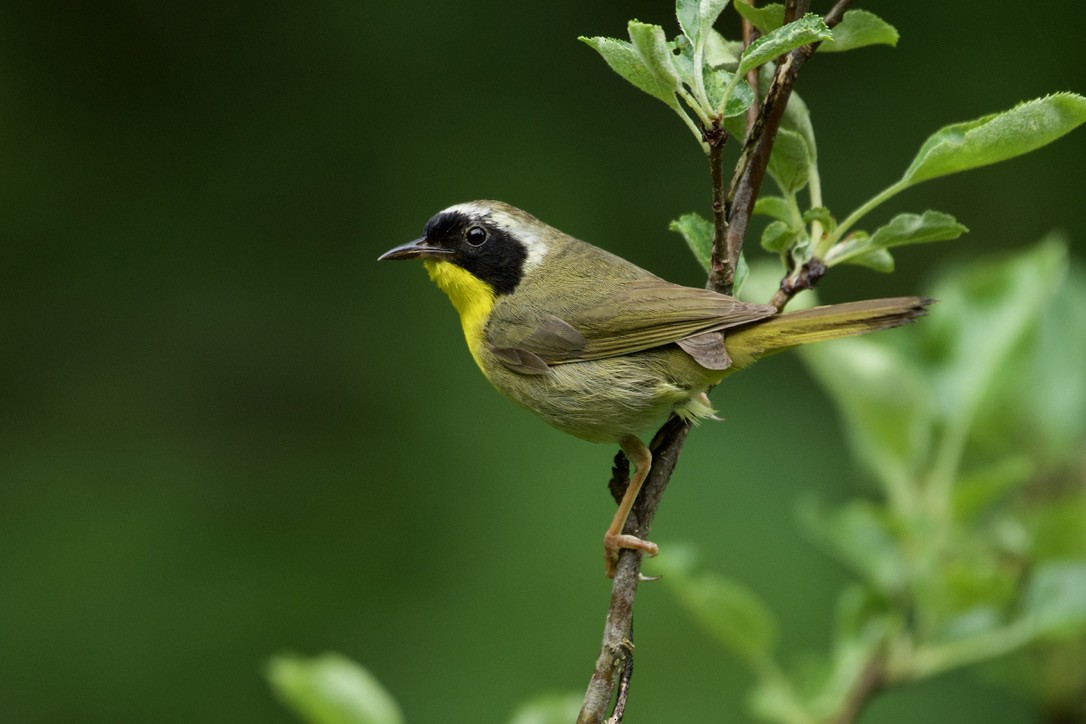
[799,500,907,596]
[760,219,799,254]
[267,653,404,724]
[678,572,778,663]
[669,212,714,273]
[1025,562,1086,639]
[869,210,966,249]
[733,1,784,33]
[509,693,584,724]
[800,587,893,718]
[802,206,835,232]
[826,211,966,266]
[903,93,1086,184]
[775,79,818,160]
[753,196,792,222]
[823,232,868,261]
[704,67,755,117]
[824,232,894,272]
[579,36,681,110]
[1030,493,1086,560]
[673,31,754,117]
[767,126,812,193]
[935,607,1007,645]
[753,66,818,158]
[748,679,809,724]
[819,10,899,53]
[677,0,731,44]
[952,456,1035,522]
[738,14,833,74]
[656,545,778,665]
[925,239,1067,427]
[669,213,748,292]
[628,21,684,92]
[938,548,1020,615]
[676,0,702,42]
[834,585,890,643]
[802,336,933,500]
[846,247,894,273]
[723,110,746,142]
[704,28,743,67]
[975,256,1086,467]
[734,251,750,296]
[668,34,697,88]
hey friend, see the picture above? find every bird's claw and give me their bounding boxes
[603,532,659,578]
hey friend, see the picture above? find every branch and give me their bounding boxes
[580,3,854,719]
[578,417,691,724]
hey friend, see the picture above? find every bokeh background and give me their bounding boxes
[2,2,1084,721]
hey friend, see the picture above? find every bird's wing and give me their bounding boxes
[488,278,777,370]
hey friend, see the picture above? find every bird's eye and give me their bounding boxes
[465,225,488,246]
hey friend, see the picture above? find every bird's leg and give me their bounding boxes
[603,435,659,578]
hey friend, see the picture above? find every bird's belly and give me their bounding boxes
[480,347,716,443]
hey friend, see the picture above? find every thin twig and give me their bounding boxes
[769,258,825,310]
[831,648,885,724]
[824,0,857,27]
[783,0,808,24]
[724,1,812,285]
[706,123,731,292]
[742,15,761,136]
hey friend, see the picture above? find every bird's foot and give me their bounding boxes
[603,532,659,578]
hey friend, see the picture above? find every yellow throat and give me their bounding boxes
[424,260,495,368]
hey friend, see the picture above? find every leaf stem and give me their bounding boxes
[677,104,711,152]
[894,621,1033,681]
[821,178,910,256]
[924,418,970,522]
[678,86,714,127]
[807,162,824,249]
[784,189,805,229]
[693,35,712,112]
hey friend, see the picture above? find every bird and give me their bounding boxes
[379,200,931,577]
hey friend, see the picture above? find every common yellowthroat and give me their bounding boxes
[380,201,930,576]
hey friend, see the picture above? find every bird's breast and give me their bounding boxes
[424,260,496,369]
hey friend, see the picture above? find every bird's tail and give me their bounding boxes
[724,296,934,370]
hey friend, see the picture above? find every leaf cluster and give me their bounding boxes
[658,242,1086,723]
[609,4,1085,294]
[676,92,1085,291]
[580,1,838,151]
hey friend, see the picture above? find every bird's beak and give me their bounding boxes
[377,237,453,261]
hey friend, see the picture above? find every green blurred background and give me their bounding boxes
[2,2,1083,721]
